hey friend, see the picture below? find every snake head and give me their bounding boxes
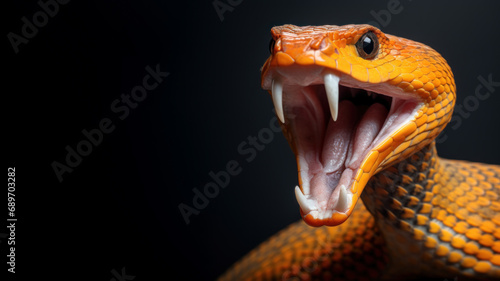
[260,24,456,226]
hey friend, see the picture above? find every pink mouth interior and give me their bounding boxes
[283,83,402,213]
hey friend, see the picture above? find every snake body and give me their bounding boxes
[219,25,500,280]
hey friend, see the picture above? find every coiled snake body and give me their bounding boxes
[219,24,500,280]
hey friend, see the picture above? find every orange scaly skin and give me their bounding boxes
[218,25,500,280]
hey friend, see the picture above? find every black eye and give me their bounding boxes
[356,31,379,59]
[269,38,276,54]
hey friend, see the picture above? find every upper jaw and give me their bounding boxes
[264,65,423,226]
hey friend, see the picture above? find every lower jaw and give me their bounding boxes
[300,207,351,227]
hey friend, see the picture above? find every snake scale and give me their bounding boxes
[218,24,500,281]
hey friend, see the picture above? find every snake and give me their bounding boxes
[218,24,500,280]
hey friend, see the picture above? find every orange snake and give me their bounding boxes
[218,24,500,280]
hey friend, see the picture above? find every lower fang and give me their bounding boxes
[295,186,317,214]
[335,185,349,212]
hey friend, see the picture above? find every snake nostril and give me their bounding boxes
[310,34,327,50]
[319,41,337,56]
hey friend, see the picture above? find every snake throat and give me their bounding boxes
[269,67,423,226]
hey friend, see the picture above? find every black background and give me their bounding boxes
[4,0,500,280]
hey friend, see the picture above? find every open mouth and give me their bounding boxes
[265,66,423,226]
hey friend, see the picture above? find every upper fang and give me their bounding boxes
[324,72,340,121]
[272,78,285,123]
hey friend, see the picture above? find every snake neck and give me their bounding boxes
[361,141,451,274]
[362,141,441,223]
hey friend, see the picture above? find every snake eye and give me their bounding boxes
[356,31,379,60]
[269,38,276,54]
